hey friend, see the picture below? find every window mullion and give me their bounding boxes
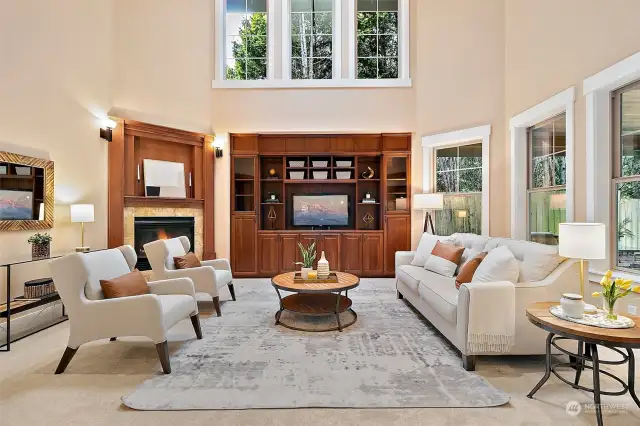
[281,0,291,80]
[332,0,342,79]
[267,0,276,79]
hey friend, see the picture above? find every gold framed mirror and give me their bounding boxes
[0,151,54,230]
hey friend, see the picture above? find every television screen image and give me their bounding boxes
[0,190,33,220]
[293,195,348,226]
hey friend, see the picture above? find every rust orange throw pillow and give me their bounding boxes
[455,252,488,289]
[174,252,201,269]
[100,270,150,299]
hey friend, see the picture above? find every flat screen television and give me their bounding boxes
[293,195,349,227]
[0,189,33,220]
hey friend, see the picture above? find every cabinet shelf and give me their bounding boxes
[261,202,283,205]
[235,194,254,197]
[285,179,356,184]
[234,178,255,181]
[358,178,380,182]
[260,178,283,182]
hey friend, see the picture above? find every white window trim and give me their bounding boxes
[509,87,575,241]
[584,52,640,284]
[421,125,491,236]
[214,0,411,89]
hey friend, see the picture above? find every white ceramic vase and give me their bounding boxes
[317,251,330,279]
[301,267,312,280]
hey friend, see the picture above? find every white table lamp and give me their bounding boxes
[70,204,95,253]
[413,193,444,234]
[558,223,606,312]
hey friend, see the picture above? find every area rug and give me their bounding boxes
[123,278,510,410]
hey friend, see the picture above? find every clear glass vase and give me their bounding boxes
[603,297,618,321]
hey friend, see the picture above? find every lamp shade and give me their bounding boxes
[558,223,606,259]
[413,193,444,210]
[70,204,95,223]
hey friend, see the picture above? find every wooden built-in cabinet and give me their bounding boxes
[230,133,411,277]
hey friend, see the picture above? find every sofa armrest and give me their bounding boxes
[202,258,231,271]
[148,277,196,297]
[165,266,218,296]
[395,251,415,270]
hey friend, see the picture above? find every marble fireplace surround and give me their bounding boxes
[124,207,204,259]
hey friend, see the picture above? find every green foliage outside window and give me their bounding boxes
[227,13,268,80]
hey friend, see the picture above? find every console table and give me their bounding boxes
[526,302,640,426]
[0,249,105,352]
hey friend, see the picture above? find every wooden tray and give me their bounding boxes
[293,272,339,284]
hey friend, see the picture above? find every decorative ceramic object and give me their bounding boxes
[295,242,316,280]
[361,166,375,179]
[592,269,640,320]
[560,293,585,319]
[317,251,330,279]
[268,168,278,178]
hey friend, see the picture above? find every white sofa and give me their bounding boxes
[49,246,201,374]
[395,233,580,370]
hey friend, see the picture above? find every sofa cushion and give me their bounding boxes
[417,276,458,324]
[157,294,196,329]
[472,245,519,283]
[424,241,464,277]
[99,270,150,299]
[456,252,487,289]
[82,249,133,300]
[483,238,565,282]
[174,252,202,269]
[450,233,490,252]
[411,233,449,267]
[397,265,432,293]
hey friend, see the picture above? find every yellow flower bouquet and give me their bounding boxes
[592,270,640,320]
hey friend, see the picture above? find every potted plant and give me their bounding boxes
[295,242,316,280]
[592,270,640,320]
[28,233,52,260]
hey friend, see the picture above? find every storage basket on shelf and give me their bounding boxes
[335,160,352,167]
[313,171,328,179]
[336,171,351,179]
[312,161,328,168]
[289,160,305,168]
[289,171,305,180]
[24,277,56,299]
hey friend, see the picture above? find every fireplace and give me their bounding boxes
[134,216,195,270]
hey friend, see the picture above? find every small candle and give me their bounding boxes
[308,270,318,280]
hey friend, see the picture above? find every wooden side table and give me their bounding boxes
[526,302,640,426]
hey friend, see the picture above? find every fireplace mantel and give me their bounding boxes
[124,196,204,208]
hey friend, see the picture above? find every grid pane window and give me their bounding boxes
[226,0,268,80]
[356,0,398,79]
[527,113,566,245]
[434,143,482,235]
[291,0,333,79]
[614,82,640,271]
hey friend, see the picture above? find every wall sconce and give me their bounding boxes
[99,119,117,142]
[211,136,224,158]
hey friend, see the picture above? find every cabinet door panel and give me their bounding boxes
[231,216,257,273]
[341,234,362,275]
[363,233,384,276]
[384,215,410,274]
[258,234,279,275]
[320,234,341,271]
[299,234,320,268]
[280,234,299,272]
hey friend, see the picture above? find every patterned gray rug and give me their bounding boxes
[123,278,510,410]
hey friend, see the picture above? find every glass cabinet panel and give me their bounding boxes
[385,155,408,212]
[234,157,256,212]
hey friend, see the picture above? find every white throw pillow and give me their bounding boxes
[411,234,448,267]
[425,255,458,277]
[472,246,519,283]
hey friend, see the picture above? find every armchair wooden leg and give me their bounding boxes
[55,346,78,374]
[228,283,236,301]
[462,355,477,371]
[109,337,117,341]
[155,341,171,374]
[213,296,222,317]
[190,314,203,339]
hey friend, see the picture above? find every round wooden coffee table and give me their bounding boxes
[271,271,360,332]
[526,302,640,426]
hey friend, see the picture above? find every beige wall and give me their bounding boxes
[504,0,640,311]
[0,0,113,297]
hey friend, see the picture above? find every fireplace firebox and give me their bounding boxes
[134,217,195,270]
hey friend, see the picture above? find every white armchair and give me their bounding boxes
[144,236,234,317]
[49,246,202,375]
